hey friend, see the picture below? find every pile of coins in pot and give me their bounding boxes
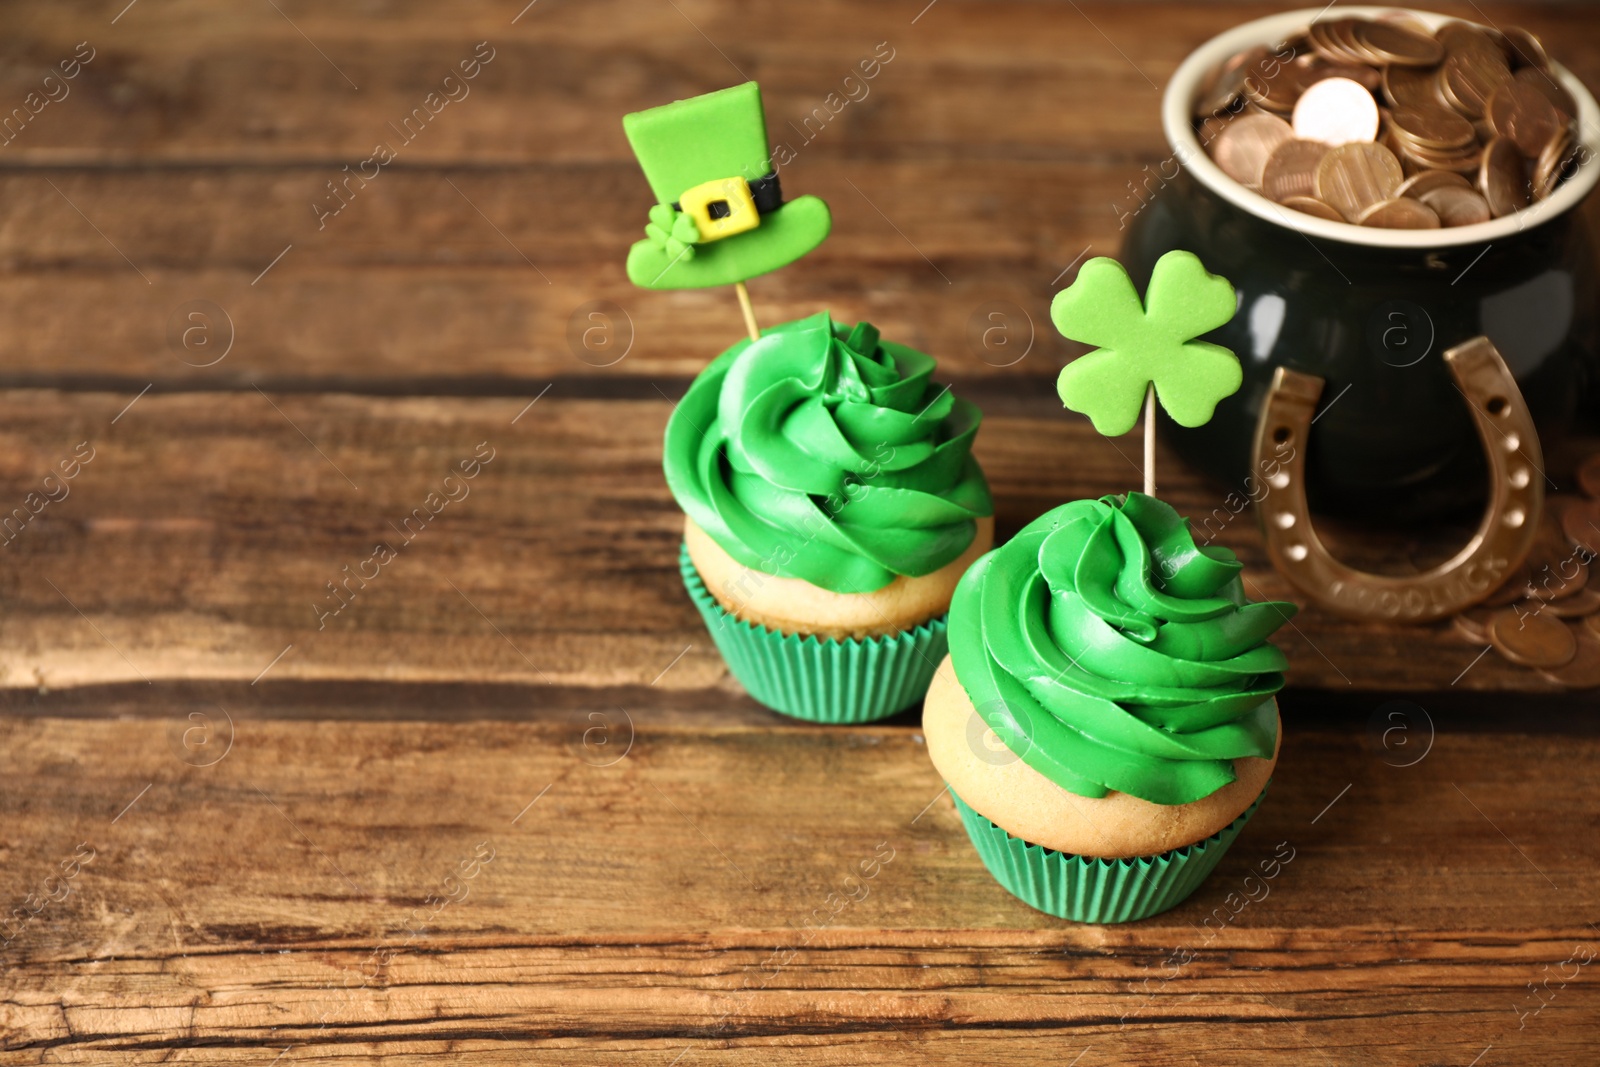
[1195,15,1586,228]
[1451,454,1600,688]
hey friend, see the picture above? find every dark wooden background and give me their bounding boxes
[0,2,1597,1063]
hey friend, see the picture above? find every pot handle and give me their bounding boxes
[1251,336,1543,623]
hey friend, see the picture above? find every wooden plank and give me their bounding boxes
[0,714,1596,1062]
[0,390,1570,694]
[1,2,1596,165]
[0,161,1111,384]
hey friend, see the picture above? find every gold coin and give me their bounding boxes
[1563,499,1600,551]
[1437,21,1506,63]
[1527,557,1590,602]
[1478,137,1531,217]
[1376,12,1435,39]
[1516,66,1577,121]
[1278,195,1345,221]
[1503,27,1549,71]
[1211,113,1295,188]
[1356,196,1441,228]
[1441,46,1512,120]
[1453,607,1494,643]
[1533,128,1577,202]
[1333,17,1382,65]
[1546,587,1600,619]
[1315,141,1404,220]
[1293,77,1381,145]
[1384,64,1446,110]
[1420,185,1493,226]
[1489,609,1577,669]
[1577,454,1600,498]
[1396,170,1472,198]
[1486,78,1565,158]
[1262,138,1331,201]
[1539,632,1600,688]
[1195,44,1270,118]
[1391,105,1477,151]
[1308,18,1366,65]
[1483,564,1534,607]
[1356,19,1445,67]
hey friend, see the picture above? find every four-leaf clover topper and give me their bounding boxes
[1051,250,1242,451]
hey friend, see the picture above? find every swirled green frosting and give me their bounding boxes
[664,311,993,594]
[949,493,1295,805]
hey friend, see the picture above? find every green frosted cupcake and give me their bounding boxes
[922,493,1295,922]
[665,311,994,723]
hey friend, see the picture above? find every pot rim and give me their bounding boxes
[1163,5,1600,249]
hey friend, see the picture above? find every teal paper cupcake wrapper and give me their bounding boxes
[951,785,1268,924]
[680,544,948,724]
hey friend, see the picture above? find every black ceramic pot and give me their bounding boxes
[1125,6,1600,520]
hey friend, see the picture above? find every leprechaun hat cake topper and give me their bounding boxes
[1052,249,1242,494]
[623,81,831,337]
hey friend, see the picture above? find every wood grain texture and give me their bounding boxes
[4,1,1600,1061]
[0,390,1562,694]
[2,713,1598,1063]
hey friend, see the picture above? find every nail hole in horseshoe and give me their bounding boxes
[1253,341,1541,624]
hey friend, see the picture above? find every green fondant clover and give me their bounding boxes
[644,203,702,262]
[1051,250,1241,437]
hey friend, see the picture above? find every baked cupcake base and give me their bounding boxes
[685,515,995,640]
[680,545,950,723]
[924,656,1276,857]
[924,654,1277,921]
[951,786,1267,923]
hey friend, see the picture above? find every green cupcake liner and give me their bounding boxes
[680,544,948,724]
[951,785,1268,923]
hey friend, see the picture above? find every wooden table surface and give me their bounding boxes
[2,1,1599,1063]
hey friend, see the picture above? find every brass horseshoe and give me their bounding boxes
[1252,336,1543,624]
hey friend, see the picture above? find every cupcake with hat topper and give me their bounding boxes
[922,249,1296,922]
[626,83,995,723]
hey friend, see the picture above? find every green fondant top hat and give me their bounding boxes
[623,82,831,290]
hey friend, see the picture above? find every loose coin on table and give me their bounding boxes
[1577,454,1600,498]
[1561,499,1600,551]
[1489,609,1577,669]
[1546,587,1600,618]
[1539,632,1600,689]
[1483,564,1535,607]
[1453,607,1494,643]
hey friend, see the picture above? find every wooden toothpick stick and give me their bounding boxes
[1143,384,1156,497]
[734,281,760,342]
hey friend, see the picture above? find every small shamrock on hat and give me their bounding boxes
[1051,250,1241,438]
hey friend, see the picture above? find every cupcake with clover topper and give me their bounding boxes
[626,83,995,723]
[923,250,1296,922]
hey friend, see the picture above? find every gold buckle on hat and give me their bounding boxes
[678,176,760,242]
